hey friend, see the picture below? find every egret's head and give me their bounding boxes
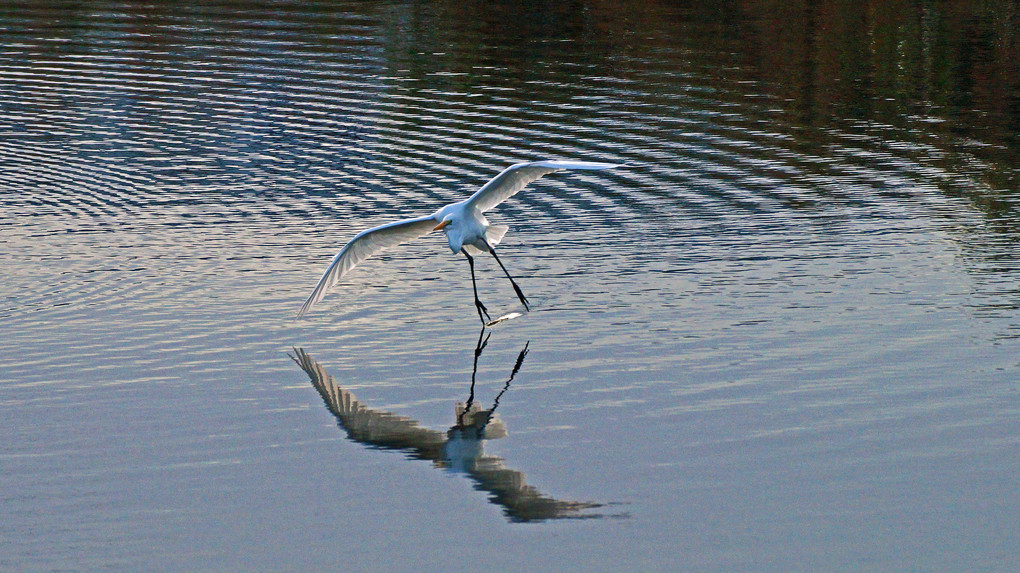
[433,215,454,232]
[434,214,462,253]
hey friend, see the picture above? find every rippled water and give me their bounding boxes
[3,2,1019,571]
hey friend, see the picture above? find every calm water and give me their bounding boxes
[3,1,1019,570]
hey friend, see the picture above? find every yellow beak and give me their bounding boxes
[433,220,451,231]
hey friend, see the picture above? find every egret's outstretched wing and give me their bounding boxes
[465,160,620,213]
[297,215,438,317]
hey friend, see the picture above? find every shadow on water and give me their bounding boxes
[290,328,614,523]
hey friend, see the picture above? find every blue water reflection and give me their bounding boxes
[292,329,608,523]
[2,1,1019,571]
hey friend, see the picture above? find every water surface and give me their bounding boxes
[2,1,1019,571]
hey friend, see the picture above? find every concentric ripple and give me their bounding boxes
[2,2,1019,571]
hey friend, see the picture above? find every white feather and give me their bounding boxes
[297,215,438,317]
[298,160,621,319]
[465,160,620,213]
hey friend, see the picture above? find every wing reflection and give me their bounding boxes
[290,330,603,523]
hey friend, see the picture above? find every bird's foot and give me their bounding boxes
[512,285,530,311]
[475,299,491,323]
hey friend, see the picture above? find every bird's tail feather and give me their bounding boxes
[486,224,509,246]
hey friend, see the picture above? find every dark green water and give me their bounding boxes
[2,1,1018,571]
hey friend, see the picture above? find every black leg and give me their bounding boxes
[459,327,491,428]
[488,247,530,311]
[464,249,491,324]
[491,341,529,411]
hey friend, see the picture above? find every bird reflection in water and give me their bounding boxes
[290,330,604,523]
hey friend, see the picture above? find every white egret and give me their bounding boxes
[297,160,621,323]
